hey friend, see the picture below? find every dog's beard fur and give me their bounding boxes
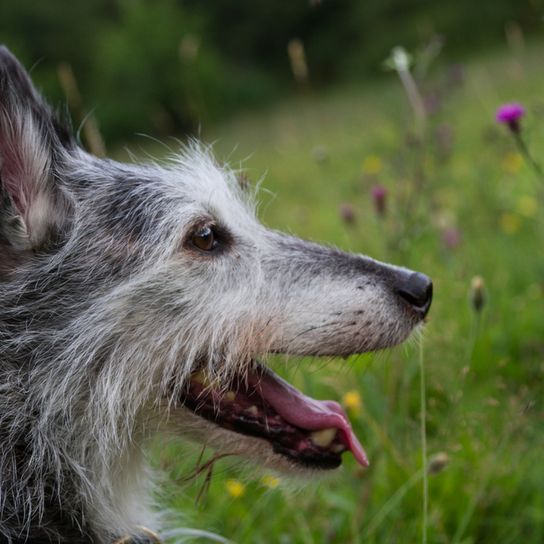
[0,46,430,542]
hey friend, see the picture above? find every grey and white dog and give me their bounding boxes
[0,46,432,543]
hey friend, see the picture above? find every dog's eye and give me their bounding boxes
[191,226,216,252]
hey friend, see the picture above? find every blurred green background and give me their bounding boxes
[3,1,544,543]
[1,0,542,144]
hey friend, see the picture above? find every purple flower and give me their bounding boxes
[441,227,461,250]
[496,103,525,133]
[371,185,387,216]
[338,203,356,225]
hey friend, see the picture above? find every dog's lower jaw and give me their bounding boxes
[168,409,326,475]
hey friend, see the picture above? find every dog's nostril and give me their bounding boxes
[395,272,433,317]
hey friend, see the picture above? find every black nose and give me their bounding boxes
[395,271,433,317]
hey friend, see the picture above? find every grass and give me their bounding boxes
[132,42,544,543]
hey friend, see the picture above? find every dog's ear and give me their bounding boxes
[0,45,74,251]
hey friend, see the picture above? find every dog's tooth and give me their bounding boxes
[332,443,346,453]
[225,391,236,402]
[247,405,259,416]
[310,428,337,448]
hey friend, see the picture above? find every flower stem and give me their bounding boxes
[514,132,544,180]
[398,68,426,138]
[467,310,482,369]
[419,339,428,544]
[389,47,426,138]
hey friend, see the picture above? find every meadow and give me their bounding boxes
[136,43,544,543]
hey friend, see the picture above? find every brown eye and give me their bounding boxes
[191,226,216,251]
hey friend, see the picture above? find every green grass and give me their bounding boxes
[135,43,544,543]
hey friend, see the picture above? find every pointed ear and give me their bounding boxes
[0,45,74,250]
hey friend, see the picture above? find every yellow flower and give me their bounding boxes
[342,390,362,414]
[225,479,246,498]
[500,212,521,234]
[517,195,538,217]
[361,155,382,176]
[261,474,280,489]
[501,152,522,174]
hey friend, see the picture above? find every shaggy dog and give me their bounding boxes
[0,46,432,543]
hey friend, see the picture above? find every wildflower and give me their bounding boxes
[441,227,461,250]
[496,103,544,180]
[362,155,382,176]
[225,479,246,499]
[342,390,362,415]
[500,212,521,234]
[517,195,538,217]
[261,474,280,489]
[470,276,486,313]
[384,46,412,72]
[428,452,449,474]
[496,103,525,134]
[501,152,522,174]
[384,46,426,136]
[371,185,387,216]
[338,203,356,225]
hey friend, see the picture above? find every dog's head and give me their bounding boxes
[0,46,431,476]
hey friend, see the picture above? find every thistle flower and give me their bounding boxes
[470,276,486,313]
[496,103,525,134]
[371,185,387,217]
[496,103,543,179]
[428,452,449,475]
[441,227,461,250]
[338,203,356,225]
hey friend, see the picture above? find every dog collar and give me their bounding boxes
[113,527,162,544]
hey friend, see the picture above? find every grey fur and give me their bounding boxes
[0,47,429,542]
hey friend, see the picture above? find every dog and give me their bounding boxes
[0,46,432,543]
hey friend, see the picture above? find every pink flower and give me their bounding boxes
[338,203,356,225]
[371,185,387,216]
[441,227,461,250]
[496,103,525,133]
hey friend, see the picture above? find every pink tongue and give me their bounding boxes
[250,368,369,468]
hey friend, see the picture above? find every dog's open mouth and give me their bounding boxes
[181,364,368,470]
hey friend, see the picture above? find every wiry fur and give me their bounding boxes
[0,47,428,542]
